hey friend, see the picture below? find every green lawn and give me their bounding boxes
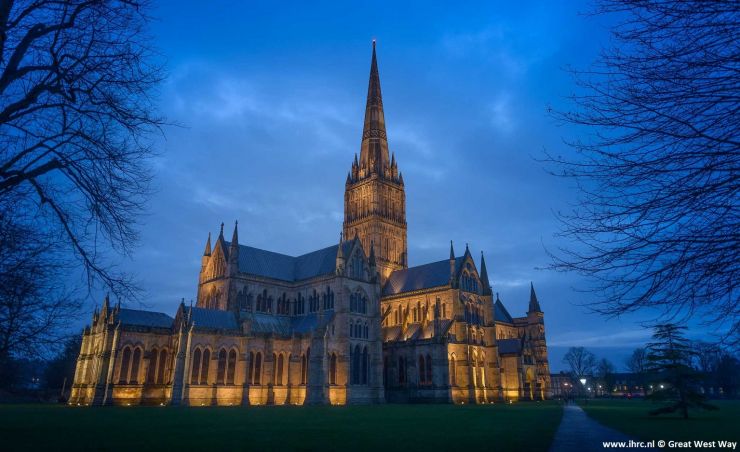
[0,402,563,451]
[579,399,740,443]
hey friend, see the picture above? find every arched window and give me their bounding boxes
[191,348,202,384]
[383,356,388,386]
[329,353,337,385]
[362,347,368,385]
[419,355,426,385]
[300,354,307,385]
[398,356,406,384]
[146,347,158,384]
[274,354,283,386]
[200,349,210,385]
[217,349,227,384]
[119,346,132,384]
[349,320,354,338]
[248,352,255,385]
[227,349,236,385]
[426,354,432,385]
[130,348,142,384]
[364,323,369,339]
[253,352,262,385]
[157,349,168,384]
[449,354,456,386]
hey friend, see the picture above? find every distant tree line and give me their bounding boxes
[562,324,739,417]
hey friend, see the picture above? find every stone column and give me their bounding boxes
[170,325,192,406]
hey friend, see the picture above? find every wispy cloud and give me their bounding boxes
[548,329,654,348]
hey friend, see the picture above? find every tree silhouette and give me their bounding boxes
[547,0,738,344]
[0,0,165,299]
[646,324,717,419]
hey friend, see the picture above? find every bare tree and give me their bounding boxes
[626,347,648,395]
[547,1,739,344]
[563,346,596,379]
[0,196,80,388]
[0,0,164,299]
[595,357,616,394]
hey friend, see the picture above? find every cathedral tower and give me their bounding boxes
[344,42,407,284]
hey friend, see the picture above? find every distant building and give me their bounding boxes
[70,43,550,406]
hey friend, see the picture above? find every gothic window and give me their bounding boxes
[276,354,284,386]
[237,289,249,311]
[118,346,132,384]
[329,353,337,385]
[227,349,236,385]
[128,347,141,384]
[253,352,262,385]
[349,254,364,279]
[398,356,406,385]
[191,348,202,384]
[362,346,368,385]
[246,293,253,311]
[309,289,319,313]
[301,354,307,385]
[277,293,289,315]
[322,287,334,310]
[349,320,354,338]
[217,349,227,384]
[426,354,432,385]
[200,349,210,384]
[248,352,255,385]
[449,354,457,386]
[364,322,368,339]
[157,349,168,384]
[146,347,158,384]
[419,355,426,385]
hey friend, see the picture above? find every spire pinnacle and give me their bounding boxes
[203,232,212,256]
[219,222,224,238]
[480,251,490,293]
[359,40,390,175]
[450,240,455,260]
[529,282,542,312]
[231,220,239,247]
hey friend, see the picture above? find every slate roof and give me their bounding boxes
[494,299,514,323]
[238,311,333,337]
[383,257,464,296]
[118,308,173,328]
[226,241,354,282]
[498,338,522,355]
[190,307,239,331]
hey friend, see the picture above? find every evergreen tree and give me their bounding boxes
[646,324,717,419]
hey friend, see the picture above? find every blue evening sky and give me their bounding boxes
[81,0,710,371]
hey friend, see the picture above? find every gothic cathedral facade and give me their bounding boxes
[70,43,551,406]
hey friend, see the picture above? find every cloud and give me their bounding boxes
[548,328,654,348]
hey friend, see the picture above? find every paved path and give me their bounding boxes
[549,403,654,452]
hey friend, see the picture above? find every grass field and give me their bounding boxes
[578,399,740,443]
[0,401,563,451]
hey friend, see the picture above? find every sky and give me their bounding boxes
[79,0,694,372]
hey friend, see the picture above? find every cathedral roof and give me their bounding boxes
[382,257,464,296]
[498,338,522,355]
[118,308,174,329]
[494,298,514,323]
[244,311,333,336]
[224,241,355,282]
[190,307,239,331]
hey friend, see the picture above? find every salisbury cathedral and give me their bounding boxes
[70,43,551,406]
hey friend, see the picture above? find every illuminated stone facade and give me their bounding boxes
[70,43,549,406]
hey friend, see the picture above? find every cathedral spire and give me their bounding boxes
[480,251,491,294]
[529,282,542,313]
[230,220,239,247]
[359,40,390,175]
[203,232,212,256]
[449,240,455,260]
